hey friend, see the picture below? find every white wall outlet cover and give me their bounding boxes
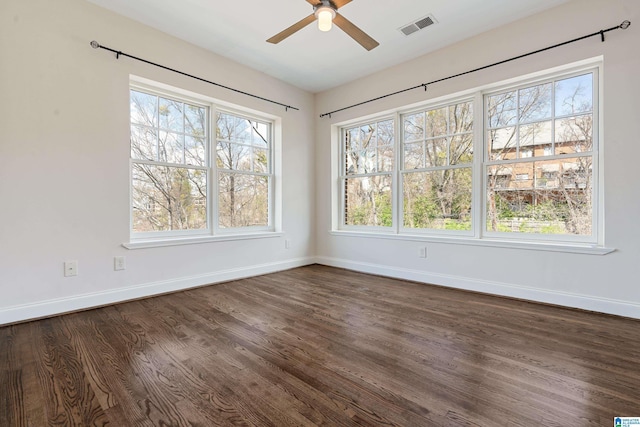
[114,256,126,271]
[64,260,78,277]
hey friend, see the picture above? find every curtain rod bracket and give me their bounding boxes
[600,30,605,42]
[423,84,428,92]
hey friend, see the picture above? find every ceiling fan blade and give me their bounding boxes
[332,0,353,8]
[333,13,379,51]
[267,14,316,44]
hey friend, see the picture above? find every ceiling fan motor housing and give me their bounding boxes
[314,0,337,17]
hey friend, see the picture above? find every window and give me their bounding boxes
[340,119,394,228]
[130,90,208,236]
[401,101,474,232]
[336,64,600,246]
[130,84,274,240]
[486,72,595,238]
[216,112,272,230]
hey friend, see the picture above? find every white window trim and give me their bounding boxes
[123,232,284,250]
[126,76,280,248]
[331,57,613,254]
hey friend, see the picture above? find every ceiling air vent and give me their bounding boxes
[399,14,437,36]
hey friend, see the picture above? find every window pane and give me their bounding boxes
[425,138,447,167]
[218,112,251,144]
[185,135,206,167]
[555,73,593,116]
[185,104,206,137]
[363,149,377,173]
[488,127,517,161]
[555,114,593,154]
[378,146,394,172]
[450,134,473,165]
[377,120,394,145]
[217,141,251,171]
[404,142,423,170]
[486,158,592,236]
[344,128,359,174]
[344,175,392,227]
[519,83,552,123]
[488,91,517,127]
[404,113,424,142]
[159,97,183,132]
[359,124,376,150]
[132,164,206,232]
[519,121,551,157]
[159,131,184,164]
[131,124,157,161]
[130,90,157,126]
[251,121,270,148]
[403,168,472,230]
[426,107,448,138]
[253,148,269,173]
[218,173,269,228]
[450,102,473,134]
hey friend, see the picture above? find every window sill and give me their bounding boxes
[123,232,284,250]
[328,230,614,255]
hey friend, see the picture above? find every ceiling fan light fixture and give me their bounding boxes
[315,5,336,32]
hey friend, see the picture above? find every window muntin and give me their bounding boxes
[341,119,394,228]
[130,90,209,235]
[216,112,272,230]
[401,101,474,232]
[129,85,275,239]
[485,72,595,239]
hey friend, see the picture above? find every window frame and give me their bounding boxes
[339,116,396,232]
[399,97,476,238]
[482,67,599,244]
[333,59,606,251]
[214,108,275,235]
[128,79,277,243]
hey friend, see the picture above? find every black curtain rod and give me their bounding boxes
[90,41,299,112]
[319,20,631,118]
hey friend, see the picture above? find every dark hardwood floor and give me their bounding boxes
[1,265,639,426]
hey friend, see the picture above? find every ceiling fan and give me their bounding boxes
[266,0,379,51]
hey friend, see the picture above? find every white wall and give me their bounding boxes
[315,0,640,318]
[0,0,316,324]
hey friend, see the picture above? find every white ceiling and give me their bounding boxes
[86,0,570,93]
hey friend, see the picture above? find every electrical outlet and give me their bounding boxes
[418,247,427,258]
[114,256,126,271]
[64,260,78,277]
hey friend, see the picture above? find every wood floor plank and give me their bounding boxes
[2,264,640,426]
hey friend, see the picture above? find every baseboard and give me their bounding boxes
[315,256,640,320]
[0,257,315,326]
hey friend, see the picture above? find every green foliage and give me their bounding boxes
[346,193,392,227]
[443,219,472,231]
[377,194,393,227]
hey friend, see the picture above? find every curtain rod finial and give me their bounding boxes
[90,40,100,49]
[621,20,631,30]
